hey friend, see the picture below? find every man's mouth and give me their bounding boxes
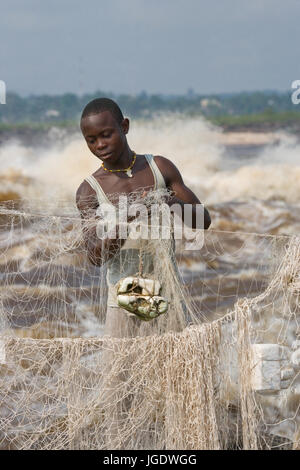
[99,152,113,159]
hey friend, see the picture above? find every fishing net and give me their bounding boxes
[0,191,299,450]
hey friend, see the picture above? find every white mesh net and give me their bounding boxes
[0,195,299,450]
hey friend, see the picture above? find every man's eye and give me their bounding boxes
[103,133,111,138]
[89,140,95,144]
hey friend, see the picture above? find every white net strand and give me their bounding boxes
[0,195,299,450]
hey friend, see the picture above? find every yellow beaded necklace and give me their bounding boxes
[101,153,136,178]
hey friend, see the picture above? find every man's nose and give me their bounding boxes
[96,138,107,150]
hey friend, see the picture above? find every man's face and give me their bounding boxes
[80,110,129,164]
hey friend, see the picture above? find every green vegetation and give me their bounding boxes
[211,110,300,131]
[0,120,77,131]
[1,90,300,132]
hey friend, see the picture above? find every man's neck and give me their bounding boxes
[103,146,134,171]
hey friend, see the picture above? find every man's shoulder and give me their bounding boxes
[76,179,93,198]
[152,155,183,185]
[76,179,98,212]
[76,169,103,197]
[152,155,170,166]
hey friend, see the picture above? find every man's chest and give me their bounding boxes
[94,158,159,200]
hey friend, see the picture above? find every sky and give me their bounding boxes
[0,0,299,96]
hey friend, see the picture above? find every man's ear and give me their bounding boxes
[121,118,130,135]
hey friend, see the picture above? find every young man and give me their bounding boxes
[76,98,211,336]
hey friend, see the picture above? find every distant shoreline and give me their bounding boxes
[1,111,300,147]
[211,111,300,132]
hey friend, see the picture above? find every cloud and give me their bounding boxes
[0,0,299,94]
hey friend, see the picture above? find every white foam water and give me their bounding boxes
[0,113,299,233]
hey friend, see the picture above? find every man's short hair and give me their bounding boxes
[81,98,124,124]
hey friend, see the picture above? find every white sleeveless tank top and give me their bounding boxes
[85,154,166,206]
[84,154,167,286]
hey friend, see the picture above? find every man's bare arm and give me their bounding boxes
[154,156,211,229]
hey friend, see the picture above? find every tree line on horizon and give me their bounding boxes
[0,90,299,125]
